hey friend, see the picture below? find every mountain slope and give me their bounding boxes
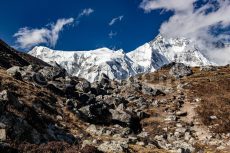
[28,35,212,82]
[0,39,50,69]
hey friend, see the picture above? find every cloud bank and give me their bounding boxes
[109,15,124,26]
[140,0,230,65]
[14,8,94,50]
[14,18,74,49]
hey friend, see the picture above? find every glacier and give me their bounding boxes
[28,35,213,82]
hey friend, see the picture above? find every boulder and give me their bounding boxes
[78,93,96,107]
[0,123,6,141]
[77,102,112,124]
[109,109,132,124]
[200,66,217,71]
[90,83,107,96]
[75,80,91,93]
[46,84,65,96]
[65,84,78,98]
[32,72,47,85]
[98,140,129,153]
[6,66,23,80]
[0,90,8,101]
[169,63,193,78]
[99,73,110,86]
[176,111,188,117]
[39,66,66,81]
[0,90,23,110]
[110,109,142,134]
[142,85,165,96]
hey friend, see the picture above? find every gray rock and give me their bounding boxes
[169,63,193,78]
[109,109,132,124]
[32,72,47,85]
[142,85,165,96]
[77,102,112,124]
[0,123,6,141]
[176,111,187,117]
[39,66,66,81]
[6,66,23,80]
[98,140,129,153]
[200,66,217,71]
[75,80,91,93]
[0,90,8,101]
[109,109,142,134]
[0,90,23,109]
[99,73,110,87]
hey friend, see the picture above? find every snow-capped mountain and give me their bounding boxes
[28,35,212,82]
[127,35,212,73]
[29,47,140,82]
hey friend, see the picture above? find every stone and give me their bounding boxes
[47,84,65,96]
[0,90,23,109]
[75,80,91,93]
[137,111,150,119]
[0,123,6,141]
[142,85,165,96]
[209,115,218,120]
[176,111,187,117]
[39,66,66,81]
[99,73,110,87]
[86,125,98,135]
[137,131,148,138]
[184,132,191,141]
[98,140,128,153]
[169,63,193,78]
[110,109,132,124]
[78,93,95,106]
[32,72,47,85]
[165,115,177,121]
[109,109,141,133]
[0,90,8,101]
[6,66,23,80]
[200,66,217,71]
[64,83,80,98]
[77,102,112,124]
[136,141,145,146]
[56,115,63,121]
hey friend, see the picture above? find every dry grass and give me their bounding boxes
[129,144,170,153]
[187,67,230,133]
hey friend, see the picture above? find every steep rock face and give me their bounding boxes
[29,35,212,82]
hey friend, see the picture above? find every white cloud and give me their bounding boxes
[78,8,94,18]
[109,15,124,26]
[140,0,230,65]
[14,18,74,49]
[49,18,74,47]
[140,0,196,12]
[108,31,117,38]
[14,28,50,49]
[14,8,94,50]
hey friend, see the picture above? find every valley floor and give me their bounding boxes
[0,63,229,153]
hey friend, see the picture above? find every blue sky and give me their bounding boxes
[1,0,230,59]
[0,0,171,52]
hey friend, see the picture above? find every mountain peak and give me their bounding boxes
[28,35,213,82]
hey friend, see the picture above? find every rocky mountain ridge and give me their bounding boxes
[0,39,229,153]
